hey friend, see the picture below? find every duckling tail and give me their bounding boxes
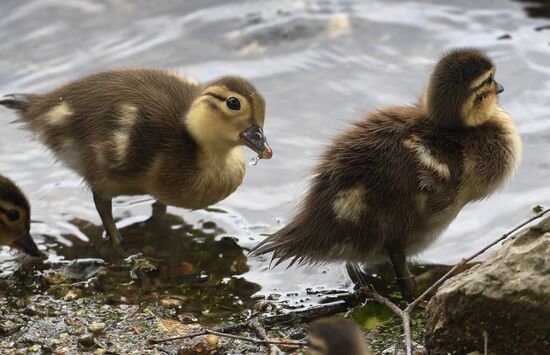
[0,93,36,112]
[250,223,310,268]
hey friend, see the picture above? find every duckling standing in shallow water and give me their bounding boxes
[0,70,272,246]
[0,175,41,256]
[253,49,521,297]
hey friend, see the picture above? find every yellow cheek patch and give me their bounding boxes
[186,99,241,146]
[462,89,497,127]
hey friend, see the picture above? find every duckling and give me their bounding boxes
[253,48,521,297]
[0,175,41,256]
[307,318,372,355]
[0,70,272,246]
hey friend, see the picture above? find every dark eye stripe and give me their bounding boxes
[203,92,226,101]
[471,74,494,92]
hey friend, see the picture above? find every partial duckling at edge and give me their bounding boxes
[307,318,372,355]
[0,175,41,256]
[0,70,272,246]
[253,48,521,297]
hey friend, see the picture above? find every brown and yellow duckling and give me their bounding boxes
[253,48,521,297]
[307,318,372,355]
[0,70,272,246]
[0,175,41,256]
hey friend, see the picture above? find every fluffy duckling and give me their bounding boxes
[0,175,41,256]
[253,49,521,296]
[307,318,372,355]
[0,70,272,245]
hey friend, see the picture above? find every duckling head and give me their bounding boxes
[0,176,41,256]
[307,318,372,355]
[186,76,272,159]
[425,48,504,128]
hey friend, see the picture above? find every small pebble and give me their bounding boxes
[27,344,41,352]
[88,322,106,335]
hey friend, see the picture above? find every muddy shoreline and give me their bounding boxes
[1,241,443,354]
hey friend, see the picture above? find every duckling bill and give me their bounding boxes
[0,70,272,246]
[0,175,41,256]
[253,48,521,297]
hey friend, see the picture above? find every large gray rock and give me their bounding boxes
[424,215,550,355]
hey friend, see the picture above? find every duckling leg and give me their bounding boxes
[346,262,370,287]
[151,201,167,219]
[387,247,416,299]
[92,192,124,246]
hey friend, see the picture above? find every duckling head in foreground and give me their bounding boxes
[0,70,272,248]
[253,48,521,298]
[0,175,41,256]
[307,318,371,355]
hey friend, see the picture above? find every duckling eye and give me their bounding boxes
[226,97,241,111]
[486,75,493,84]
[6,210,19,222]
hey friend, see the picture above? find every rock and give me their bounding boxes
[87,322,106,335]
[425,216,550,354]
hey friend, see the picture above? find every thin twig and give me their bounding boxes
[148,328,307,346]
[483,330,489,355]
[147,296,365,346]
[363,289,411,355]
[248,318,281,355]
[362,289,403,317]
[402,311,412,355]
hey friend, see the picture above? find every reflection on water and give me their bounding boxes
[1,0,550,313]
[0,210,260,322]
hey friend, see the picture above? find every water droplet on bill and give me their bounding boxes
[249,155,260,167]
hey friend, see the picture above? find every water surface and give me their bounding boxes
[0,0,549,314]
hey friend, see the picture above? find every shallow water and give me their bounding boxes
[0,0,549,316]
